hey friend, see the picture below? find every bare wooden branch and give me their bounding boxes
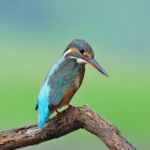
[0,105,136,150]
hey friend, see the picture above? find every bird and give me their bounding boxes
[35,39,109,128]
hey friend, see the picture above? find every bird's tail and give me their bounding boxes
[38,109,50,128]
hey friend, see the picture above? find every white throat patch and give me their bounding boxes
[76,58,87,64]
[67,56,87,64]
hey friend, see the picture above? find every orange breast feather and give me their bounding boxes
[61,71,84,106]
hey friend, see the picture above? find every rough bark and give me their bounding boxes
[0,105,136,150]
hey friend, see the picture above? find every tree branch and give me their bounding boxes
[0,105,136,150]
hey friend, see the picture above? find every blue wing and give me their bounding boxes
[49,89,64,106]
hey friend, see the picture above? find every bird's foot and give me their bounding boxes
[55,109,60,116]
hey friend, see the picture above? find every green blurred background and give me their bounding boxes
[0,0,150,149]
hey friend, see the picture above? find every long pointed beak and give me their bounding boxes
[86,57,109,77]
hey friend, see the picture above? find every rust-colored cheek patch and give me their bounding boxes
[84,52,92,58]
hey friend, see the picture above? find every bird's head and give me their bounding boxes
[63,39,109,77]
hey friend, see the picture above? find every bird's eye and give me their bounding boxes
[79,49,84,54]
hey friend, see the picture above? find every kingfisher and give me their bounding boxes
[35,39,108,128]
